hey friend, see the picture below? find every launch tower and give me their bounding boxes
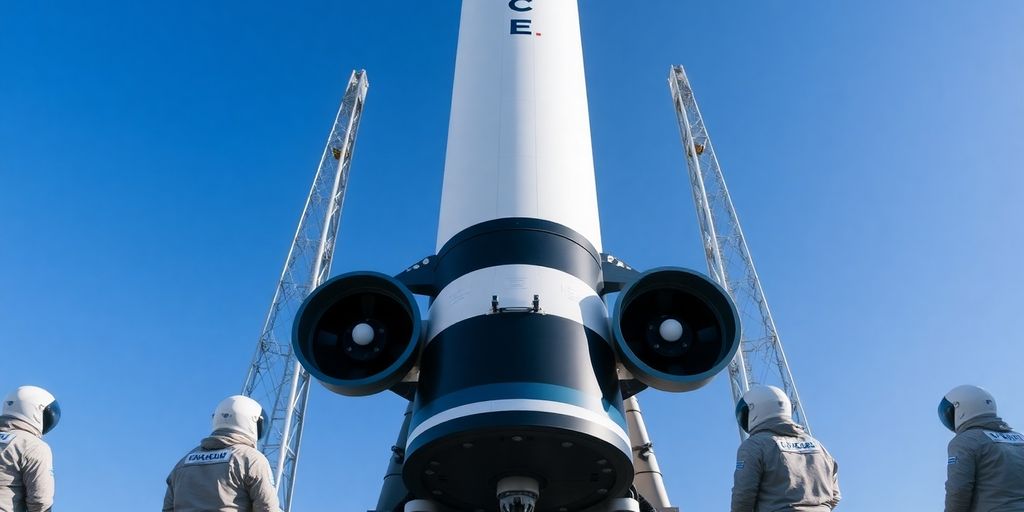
[241,70,369,510]
[668,65,810,436]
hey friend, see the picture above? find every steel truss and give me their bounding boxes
[241,70,369,510]
[668,65,809,437]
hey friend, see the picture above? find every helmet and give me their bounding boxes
[2,386,61,435]
[735,385,791,433]
[212,395,267,443]
[939,385,997,432]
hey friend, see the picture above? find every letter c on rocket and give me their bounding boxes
[509,0,533,12]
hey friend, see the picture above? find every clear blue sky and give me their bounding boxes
[2,1,1023,510]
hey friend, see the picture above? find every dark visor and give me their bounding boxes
[735,398,751,433]
[42,401,61,435]
[938,398,956,432]
[257,410,268,441]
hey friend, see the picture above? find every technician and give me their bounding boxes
[164,395,279,512]
[731,385,840,511]
[0,385,59,512]
[941,384,1024,512]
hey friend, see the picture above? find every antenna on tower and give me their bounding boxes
[668,65,810,439]
[241,69,369,510]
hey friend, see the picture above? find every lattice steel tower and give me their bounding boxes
[241,69,369,510]
[668,65,809,437]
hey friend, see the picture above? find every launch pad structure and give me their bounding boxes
[237,5,808,512]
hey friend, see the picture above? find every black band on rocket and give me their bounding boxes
[415,313,620,413]
[432,217,603,291]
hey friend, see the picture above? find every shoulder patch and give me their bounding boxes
[183,448,233,466]
[774,437,821,454]
[0,432,14,445]
[983,431,1024,445]
[948,456,958,465]
[735,460,745,470]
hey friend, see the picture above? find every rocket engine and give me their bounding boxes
[292,1,740,510]
[293,272,422,397]
[612,268,739,393]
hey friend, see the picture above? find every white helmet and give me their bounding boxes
[939,385,997,432]
[735,385,792,433]
[2,386,61,435]
[212,395,267,442]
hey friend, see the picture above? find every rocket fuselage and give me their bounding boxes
[435,0,603,249]
[404,1,631,510]
[292,1,741,510]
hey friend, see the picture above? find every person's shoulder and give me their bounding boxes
[806,435,837,460]
[958,429,990,441]
[14,433,51,456]
[231,444,269,462]
[949,429,988,450]
[741,431,776,451]
[0,433,53,465]
[747,430,776,440]
[230,444,273,473]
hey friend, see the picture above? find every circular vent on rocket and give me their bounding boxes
[612,267,740,392]
[292,272,422,396]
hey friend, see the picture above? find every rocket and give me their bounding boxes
[292,2,740,511]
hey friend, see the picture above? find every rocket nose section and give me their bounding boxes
[436,0,603,252]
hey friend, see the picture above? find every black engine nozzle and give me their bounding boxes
[292,272,422,397]
[612,267,740,392]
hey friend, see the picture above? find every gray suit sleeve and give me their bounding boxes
[246,456,281,512]
[945,436,976,512]
[163,472,175,512]
[730,439,763,512]
[21,443,54,512]
[829,457,841,509]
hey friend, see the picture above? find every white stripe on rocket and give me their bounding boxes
[426,264,610,343]
[436,0,603,251]
[406,398,630,449]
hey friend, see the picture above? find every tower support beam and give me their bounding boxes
[668,65,809,437]
[241,69,370,510]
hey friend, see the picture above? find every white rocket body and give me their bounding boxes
[436,0,603,251]
[404,1,632,509]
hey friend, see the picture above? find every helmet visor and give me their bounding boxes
[938,397,956,432]
[42,401,61,435]
[735,398,751,433]
[257,410,268,441]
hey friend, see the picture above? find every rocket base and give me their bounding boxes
[404,421,632,511]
